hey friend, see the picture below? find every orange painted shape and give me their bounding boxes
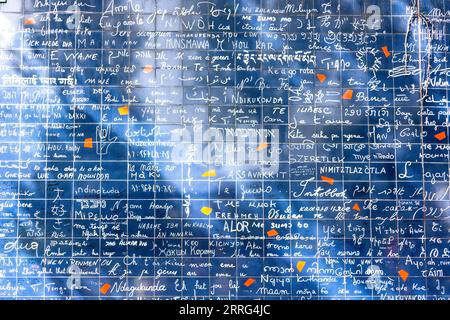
[342,89,353,100]
[316,73,327,83]
[352,203,361,211]
[24,17,36,25]
[243,278,255,287]
[84,138,93,149]
[100,283,111,294]
[143,64,154,73]
[296,261,306,273]
[256,142,269,151]
[267,229,278,237]
[398,269,409,282]
[321,176,334,185]
[435,131,446,141]
[118,105,129,116]
[381,46,391,58]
